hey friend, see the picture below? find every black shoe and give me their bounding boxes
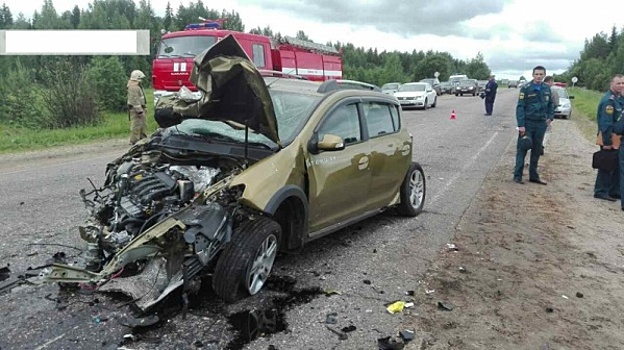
[513,178,524,184]
[529,178,547,185]
[594,195,617,202]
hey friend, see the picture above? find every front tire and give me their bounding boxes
[396,162,426,216]
[212,217,282,302]
[432,97,437,108]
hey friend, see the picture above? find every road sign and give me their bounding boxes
[434,71,440,78]
[571,76,578,87]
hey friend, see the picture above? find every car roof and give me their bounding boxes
[263,76,387,98]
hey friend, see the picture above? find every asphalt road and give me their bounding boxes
[0,89,520,350]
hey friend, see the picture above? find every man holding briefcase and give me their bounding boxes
[594,74,623,202]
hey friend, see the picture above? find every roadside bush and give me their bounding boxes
[87,56,128,112]
[0,61,50,129]
[40,59,101,128]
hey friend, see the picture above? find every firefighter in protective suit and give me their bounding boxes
[127,70,147,145]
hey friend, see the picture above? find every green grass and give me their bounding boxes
[0,89,158,154]
[566,87,601,142]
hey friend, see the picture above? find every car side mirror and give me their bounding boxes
[568,96,575,99]
[317,134,345,151]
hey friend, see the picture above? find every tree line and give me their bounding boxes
[0,0,619,130]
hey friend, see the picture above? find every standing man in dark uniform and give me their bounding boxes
[484,74,498,116]
[594,74,623,202]
[513,65,554,185]
[613,77,624,210]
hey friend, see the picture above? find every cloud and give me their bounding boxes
[240,0,510,37]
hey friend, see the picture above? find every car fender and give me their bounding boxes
[264,184,309,250]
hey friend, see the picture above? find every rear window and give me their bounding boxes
[158,36,217,57]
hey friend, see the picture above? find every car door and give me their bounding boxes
[362,100,411,209]
[306,101,372,234]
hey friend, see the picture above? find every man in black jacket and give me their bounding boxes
[484,75,498,116]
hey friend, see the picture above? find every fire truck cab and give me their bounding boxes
[152,20,342,103]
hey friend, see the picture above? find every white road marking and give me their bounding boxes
[429,131,499,206]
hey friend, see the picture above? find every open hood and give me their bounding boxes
[189,34,280,144]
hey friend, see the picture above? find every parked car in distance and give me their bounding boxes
[419,78,442,96]
[395,82,438,109]
[43,35,427,307]
[508,80,518,88]
[439,81,452,95]
[454,79,479,96]
[381,82,402,95]
[551,86,574,119]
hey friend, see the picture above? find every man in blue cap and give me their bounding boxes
[513,66,554,184]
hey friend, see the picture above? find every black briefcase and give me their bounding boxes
[592,149,619,171]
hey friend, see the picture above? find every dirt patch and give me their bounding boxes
[403,118,624,349]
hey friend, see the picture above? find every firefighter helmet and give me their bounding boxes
[130,70,146,81]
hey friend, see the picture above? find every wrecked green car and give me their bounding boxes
[45,35,426,311]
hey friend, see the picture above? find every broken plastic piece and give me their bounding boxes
[386,301,406,314]
[437,301,455,311]
[324,288,342,296]
[341,325,356,333]
[326,325,348,340]
[446,243,459,251]
[576,292,584,298]
[399,329,415,342]
[425,289,435,295]
[325,312,338,324]
[377,336,405,350]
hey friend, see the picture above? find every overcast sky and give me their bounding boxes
[2,0,622,80]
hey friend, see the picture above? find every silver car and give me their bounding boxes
[551,86,574,119]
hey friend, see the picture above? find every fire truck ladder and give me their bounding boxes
[280,36,340,55]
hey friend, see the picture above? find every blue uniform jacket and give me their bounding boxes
[596,91,623,145]
[485,80,498,99]
[516,81,555,127]
[612,95,624,136]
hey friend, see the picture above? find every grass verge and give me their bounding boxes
[0,89,158,154]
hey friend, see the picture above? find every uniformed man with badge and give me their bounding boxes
[598,74,624,202]
[513,66,554,185]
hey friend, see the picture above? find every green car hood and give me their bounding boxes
[189,34,280,145]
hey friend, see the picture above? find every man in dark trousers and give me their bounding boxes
[594,74,623,202]
[513,66,554,185]
[484,74,498,116]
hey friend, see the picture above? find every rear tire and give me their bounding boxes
[396,162,426,217]
[212,217,282,303]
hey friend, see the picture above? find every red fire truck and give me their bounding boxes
[152,20,343,103]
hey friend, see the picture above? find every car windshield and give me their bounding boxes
[162,90,321,147]
[157,36,217,57]
[399,84,426,92]
[270,90,322,144]
[164,119,277,147]
[459,79,476,87]
[382,83,400,90]
[552,87,569,98]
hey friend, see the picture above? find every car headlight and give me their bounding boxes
[562,103,571,108]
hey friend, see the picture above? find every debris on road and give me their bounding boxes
[437,301,455,311]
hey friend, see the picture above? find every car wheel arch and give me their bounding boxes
[264,185,309,251]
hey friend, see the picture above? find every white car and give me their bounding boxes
[394,82,437,109]
[551,86,574,119]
